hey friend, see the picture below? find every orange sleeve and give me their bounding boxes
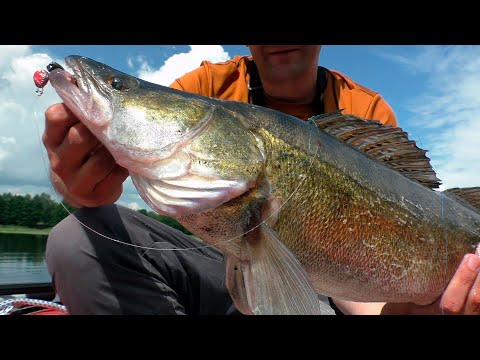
[169,64,211,96]
[364,94,398,127]
[325,70,399,128]
[169,56,251,102]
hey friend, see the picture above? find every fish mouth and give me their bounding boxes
[48,56,113,128]
[48,67,85,117]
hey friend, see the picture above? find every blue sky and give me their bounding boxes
[0,45,478,212]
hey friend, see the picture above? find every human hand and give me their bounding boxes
[42,103,129,208]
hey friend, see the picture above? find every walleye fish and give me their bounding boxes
[48,56,480,315]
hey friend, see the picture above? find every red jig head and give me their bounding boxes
[33,69,49,96]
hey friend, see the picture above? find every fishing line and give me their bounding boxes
[32,72,322,253]
[32,92,65,203]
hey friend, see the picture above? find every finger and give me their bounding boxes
[66,146,119,197]
[91,166,130,203]
[43,103,80,149]
[57,122,101,167]
[48,124,102,181]
[464,258,480,314]
[439,254,480,315]
[76,166,130,208]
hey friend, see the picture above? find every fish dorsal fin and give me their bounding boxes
[310,110,442,189]
[444,187,480,212]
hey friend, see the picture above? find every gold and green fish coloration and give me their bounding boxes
[49,56,480,315]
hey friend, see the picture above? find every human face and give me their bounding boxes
[248,45,321,82]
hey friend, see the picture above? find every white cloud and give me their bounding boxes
[0,149,8,163]
[123,201,141,210]
[134,45,230,86]
[0,136,16,164]
[0,136,16,144]
[384,46,480,189]
[0,46,63,192]
[0,45,31,69]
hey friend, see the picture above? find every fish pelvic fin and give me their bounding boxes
[225,256,255,315]
[309,111,442,189]
[229,223,322,315]
[444,187,480,212]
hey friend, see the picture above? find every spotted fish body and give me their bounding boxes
[178,105,479,307]
[49,56,480,314]
[250,125,476,304]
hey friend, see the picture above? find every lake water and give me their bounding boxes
[0,233,51,286]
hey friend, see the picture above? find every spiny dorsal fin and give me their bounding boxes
[309,110,442,189]
[444,187,480,212]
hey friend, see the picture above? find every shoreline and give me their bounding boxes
[0,226,51,236]
[0,225,198,238]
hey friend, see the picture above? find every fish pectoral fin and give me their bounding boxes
[244,223,322,315]
[225,256,255,315]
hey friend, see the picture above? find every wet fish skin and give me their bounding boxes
[48,55,480,314]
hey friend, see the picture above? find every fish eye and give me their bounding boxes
[109,76,129,91]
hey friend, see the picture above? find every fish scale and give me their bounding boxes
[256,128,469,303]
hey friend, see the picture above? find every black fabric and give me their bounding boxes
[247,60,265,106]
[315,65,328,115]
[46,205,241,315]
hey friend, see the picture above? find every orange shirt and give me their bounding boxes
[170,55,398,127]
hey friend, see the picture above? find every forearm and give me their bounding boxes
[332,299,413,315]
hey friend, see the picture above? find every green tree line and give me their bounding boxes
[0,192,191,235]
